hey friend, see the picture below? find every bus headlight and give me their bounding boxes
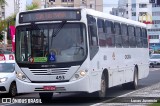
[70,70,88,81]
[0,77,8,83]
[16,71,30,82]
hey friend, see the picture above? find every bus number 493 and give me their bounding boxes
[56,76,65,80]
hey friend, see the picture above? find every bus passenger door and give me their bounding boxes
[87,15,100,92]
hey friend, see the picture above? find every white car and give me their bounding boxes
[149,54,160,68]
[0,51,17,97]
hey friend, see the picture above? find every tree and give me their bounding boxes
[26,3,39,10]
[0,0,7,5]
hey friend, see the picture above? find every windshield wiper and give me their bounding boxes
[30,22,40,30]
[51,21,66,45]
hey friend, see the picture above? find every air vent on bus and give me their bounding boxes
[29,68,69,75]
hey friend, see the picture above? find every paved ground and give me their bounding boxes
[96,68,160,106]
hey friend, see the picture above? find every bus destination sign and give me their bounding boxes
[19,10,81,23]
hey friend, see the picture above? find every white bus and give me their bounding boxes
[15,7,149,101]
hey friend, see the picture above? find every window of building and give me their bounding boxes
[152,12,160,16]
[132,4,136,8]
[152,4,160,7]
[132,12,136,16]
[49,0,55,2]
[62,0,67,2]
[126,11,128,14]
[148,28,160,31]
[149,35,159,39]
[139,12,147,16]
[139,4,147,8]
[90,4,92,8]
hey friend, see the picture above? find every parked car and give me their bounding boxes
[149,54,160,68]
[0,50,17,97]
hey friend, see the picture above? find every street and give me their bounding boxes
[0,68,160,106]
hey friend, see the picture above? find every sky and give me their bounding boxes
[26,0,32,5]
[26,0,119,13]
[103,0,119,13]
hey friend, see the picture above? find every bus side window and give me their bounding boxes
[97,18,106,47]
[114,22,122,47]
[121,24,129,47]
[87,15,99,60]
[104,20,115,47]
[128,25,136,47]
[142,28,148,48]
[135,27,142,48]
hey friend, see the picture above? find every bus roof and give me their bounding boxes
[17,7,146,27]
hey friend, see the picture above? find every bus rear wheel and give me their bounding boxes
[39,92,53,103]
[122,67,138,90]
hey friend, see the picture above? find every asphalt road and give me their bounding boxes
[0,68,160,106]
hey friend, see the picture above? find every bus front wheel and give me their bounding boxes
[39,92,53,103]
[94,73,107,99]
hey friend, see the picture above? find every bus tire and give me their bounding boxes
[39,92,53,103]
[130,67,138,90]
[122,67,138,90]
[94,73,107,99]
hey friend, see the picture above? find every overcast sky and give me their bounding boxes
[103,0,119,13]
[26,0,119,13]
[26,0,32,5]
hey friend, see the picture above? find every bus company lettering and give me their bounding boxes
[125,54,131,59]
[0,54,5,61]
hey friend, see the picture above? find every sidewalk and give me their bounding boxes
[99,82,160,106]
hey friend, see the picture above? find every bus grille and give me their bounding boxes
[30,68,69,75]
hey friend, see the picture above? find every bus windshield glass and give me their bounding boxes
[16,23,87,64]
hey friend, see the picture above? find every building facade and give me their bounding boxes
[0,0,26,20]
[111,0,160,53]
[33,0,103,12]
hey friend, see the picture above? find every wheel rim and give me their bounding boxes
[99,74,106,97]
[101,80,105,94]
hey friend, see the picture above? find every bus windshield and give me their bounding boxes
[16,23,87,64]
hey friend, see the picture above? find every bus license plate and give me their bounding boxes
[43,86,56,91]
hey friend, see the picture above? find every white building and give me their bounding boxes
[111,0,160,52]
[0,0,26,20]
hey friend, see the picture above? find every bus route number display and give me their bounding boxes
[19,10,81,23]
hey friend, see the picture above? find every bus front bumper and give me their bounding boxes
[16,76,90,93]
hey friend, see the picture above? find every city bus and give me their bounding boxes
[15,7,149,101]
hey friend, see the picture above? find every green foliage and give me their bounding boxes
[26,3,39,10]
[0,0,7,5]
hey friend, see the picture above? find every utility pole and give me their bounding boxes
[45,0,47,8]
[95,0,96,10]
